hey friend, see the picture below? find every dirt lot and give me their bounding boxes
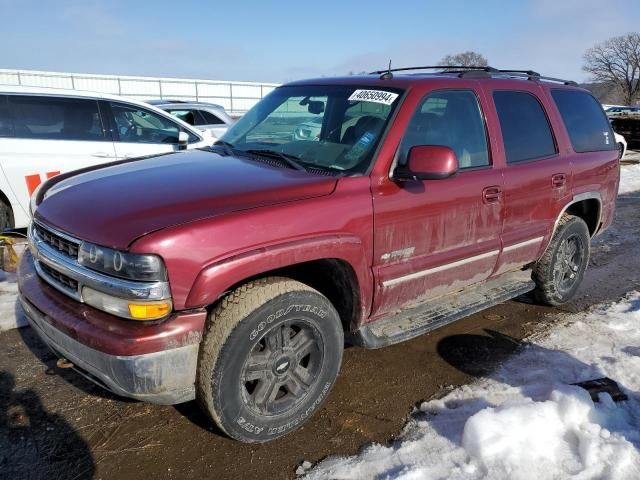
[1,189,639,480]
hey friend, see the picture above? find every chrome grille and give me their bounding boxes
[34,223,79,258]
[40,263,79,291]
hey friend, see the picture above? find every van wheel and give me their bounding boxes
[197,277,343,442]
[0,201,14,233]
[533,214,590,306]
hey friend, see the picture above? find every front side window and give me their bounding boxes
[551,90,616,153]
[8,95,105,141]
[493,91,556,164]
[111,103,199,144]
[0,96,13,137]
[222,85,402,174]
[399,90,490,169]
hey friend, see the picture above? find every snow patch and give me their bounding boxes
[303,293,640,479]
[619,163,640,195]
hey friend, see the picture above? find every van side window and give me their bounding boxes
[399,90,490,169]
[493,91,557,164]
[0,96,13,137]
[7,96,105,141]
[551,90,616,153]
[110,103,199,144]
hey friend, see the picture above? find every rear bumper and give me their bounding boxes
[18,251,207,404]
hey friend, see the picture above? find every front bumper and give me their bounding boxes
[18,251,207,404]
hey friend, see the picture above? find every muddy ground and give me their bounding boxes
[1,190,639,480]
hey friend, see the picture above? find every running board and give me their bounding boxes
[351,270,535,349]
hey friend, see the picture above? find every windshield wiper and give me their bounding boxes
[211,140,235,156]
[244,149,307,171]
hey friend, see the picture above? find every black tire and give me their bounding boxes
[197,277,343,442]
[533,214,590,306]
[0,200,14,233]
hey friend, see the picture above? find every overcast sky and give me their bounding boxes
[1,0,639,84]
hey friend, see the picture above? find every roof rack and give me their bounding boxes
[371,65,577,86]
[370,65,498,75]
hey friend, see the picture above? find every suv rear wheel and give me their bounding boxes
[197,277,343,442]
[533,214,590,305]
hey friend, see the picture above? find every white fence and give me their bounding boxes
[0,69,280,114]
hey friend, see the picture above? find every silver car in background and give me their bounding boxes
[147,100,234,139]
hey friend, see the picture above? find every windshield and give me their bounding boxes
[221,85,403,174]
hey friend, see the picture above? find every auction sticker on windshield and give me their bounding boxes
[348,89,398,106]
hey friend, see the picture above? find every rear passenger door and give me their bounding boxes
[0,95,116,223]
[488,87,571,275]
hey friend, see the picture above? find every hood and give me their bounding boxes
[35,149,337,249]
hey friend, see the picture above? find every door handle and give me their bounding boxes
[552,173,567,188]
[482,186,502,204]
[91,152,113,158]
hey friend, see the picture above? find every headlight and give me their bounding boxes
[82,287,172,321]
[78,242,167,282]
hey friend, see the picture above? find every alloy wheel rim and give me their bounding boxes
[554,234,584,293]
[240,320,323,416]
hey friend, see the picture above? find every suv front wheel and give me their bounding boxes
[533,214,591,306]
[197,277,343,442]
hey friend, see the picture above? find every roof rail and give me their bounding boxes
[369,65,498,75]
[459,68,578,86]
[370,64,578,86]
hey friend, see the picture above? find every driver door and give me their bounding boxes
[371,89,504,316]
[106,101,198,159]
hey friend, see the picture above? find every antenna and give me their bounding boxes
[380,60,393,80]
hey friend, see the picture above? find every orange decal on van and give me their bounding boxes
[25,171,61,196]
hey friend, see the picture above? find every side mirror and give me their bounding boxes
[178,131,189,150]
[394,145,458,181]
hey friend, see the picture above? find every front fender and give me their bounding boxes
[185,234,372,320]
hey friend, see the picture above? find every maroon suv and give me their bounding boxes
[19,66,620,442]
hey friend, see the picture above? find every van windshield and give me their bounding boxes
[221,85,403,174]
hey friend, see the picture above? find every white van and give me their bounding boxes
[0,86,211,230]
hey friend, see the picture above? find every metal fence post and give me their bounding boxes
[159,80,163,100]
[117,77,122,95]
[16,71,22,85]
[195,82,199,102]
[70,75,75,90]
[230,83,234,113]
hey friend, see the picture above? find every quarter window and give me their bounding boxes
[551,90,616,153]
[0,96,13,137]
[7,95,105,141]
[400,90,490,169]
[493,91,556,164]
[111,103,199,144]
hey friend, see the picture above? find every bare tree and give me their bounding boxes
[438,51,489,68]
[583,33,640,105]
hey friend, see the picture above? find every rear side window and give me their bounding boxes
[8,95,105,141]
[199,110,225,125]
[551,90,615,152]
[494,91,556,164]
[166,108,204,126]
[0,96,13,137]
